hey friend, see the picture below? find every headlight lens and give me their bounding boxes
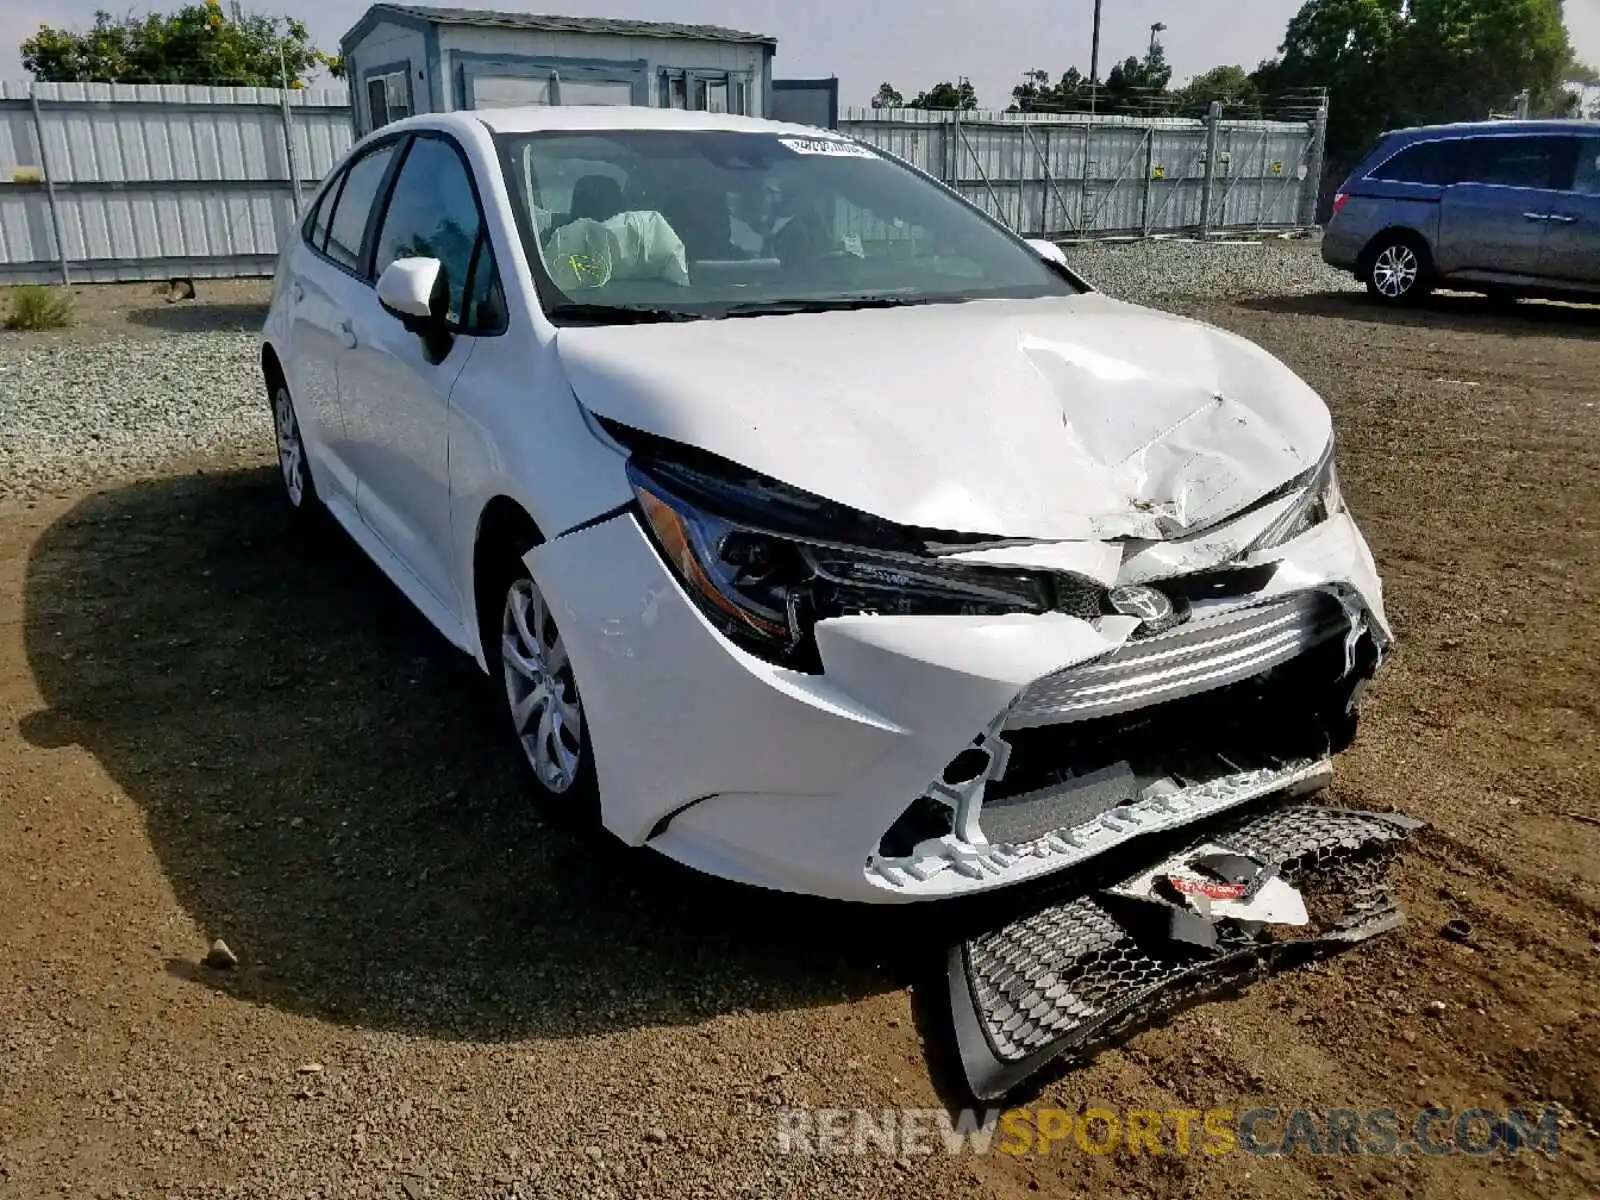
[627,456,1097,668]
[1248,441,1344,552]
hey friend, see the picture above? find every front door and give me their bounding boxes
[342,132,506,613]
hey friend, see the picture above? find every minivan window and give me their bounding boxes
[1569,137,1600,195]
[325,141,400,274]
[1467,135,1576,190]
[1370,139,1470,186]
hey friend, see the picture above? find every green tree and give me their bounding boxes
[1399,0,1572,120]
[1009,66,1092,112]
[21,2,334,86]
[1102,43,1174,110]
[1177,64,1261,112]
[870,82,904,108]
[906,78,979,110]
[1259,0,1573,163]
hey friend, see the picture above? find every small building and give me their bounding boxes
[339,4,777,137]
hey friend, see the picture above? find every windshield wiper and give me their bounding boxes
[548,302,703,325]
[718,295,968,318]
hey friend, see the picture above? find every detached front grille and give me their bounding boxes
[1007,590,1349,730]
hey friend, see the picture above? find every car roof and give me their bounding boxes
[467,105,841,138]
[1383,119,1597,141]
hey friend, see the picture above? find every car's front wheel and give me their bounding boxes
[1364,235,1432,305]
[497,567,599,819]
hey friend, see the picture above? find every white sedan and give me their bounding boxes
[261,106,1389,903]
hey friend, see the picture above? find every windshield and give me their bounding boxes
[495,129,1080,322]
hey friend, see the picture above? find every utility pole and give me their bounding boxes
[278,43,304,216]
[1089,0,1103,115]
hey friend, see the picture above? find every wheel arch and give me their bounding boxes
[261,341,286,391]
[470,494,545,671]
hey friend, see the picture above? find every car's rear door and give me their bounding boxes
[1438,134,1575,279]
[288,137,404,510]
[1538,135,1600,285]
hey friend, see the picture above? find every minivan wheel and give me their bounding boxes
[497,566,600,819]
[1364,236,1431,305]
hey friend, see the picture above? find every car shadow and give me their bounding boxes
[1238,290,1600,336]
[19,468,930,1042]
[123,300,272,334]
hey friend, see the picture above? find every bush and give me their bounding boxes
[3,285,76,331]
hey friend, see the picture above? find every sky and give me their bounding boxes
[4,0,1599,108]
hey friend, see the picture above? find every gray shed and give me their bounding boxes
[339,5,777,136]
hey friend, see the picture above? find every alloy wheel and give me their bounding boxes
[273,386,307,507]
[1371,243,1419,299]
[501,577,584,794]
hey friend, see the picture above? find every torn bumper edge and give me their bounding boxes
[525,509,1390,903]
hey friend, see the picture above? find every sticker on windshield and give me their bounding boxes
[778,137,875,158]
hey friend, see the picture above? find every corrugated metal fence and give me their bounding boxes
[0,85,1324,283]
[0,81,352,285]
[839,106,1327,239]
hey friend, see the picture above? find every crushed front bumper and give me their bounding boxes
[527,509,1390,903]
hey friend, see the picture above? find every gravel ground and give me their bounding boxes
[0,240,1361,501]
[1065,234,1363,304]
[0,333,265,501]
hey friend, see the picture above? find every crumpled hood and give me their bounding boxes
[556,293,1331,540]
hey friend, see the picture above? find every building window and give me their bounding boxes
[660,70,745,115]
[473,72,557,107]
[466,63,642,109]
[366,68,412,130]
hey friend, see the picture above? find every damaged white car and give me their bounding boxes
[262,107,1389,904]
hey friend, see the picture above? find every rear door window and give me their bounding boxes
[303,173,338,252]
[324,141,401,274]
[1464,135,1577,190]
[1370,139,1471,186]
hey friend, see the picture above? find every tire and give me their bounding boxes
[269,377,318,512]
[1363,234,1433,305]
[488,556,600,824]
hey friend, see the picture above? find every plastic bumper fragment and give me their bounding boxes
[947,803,1422,1099]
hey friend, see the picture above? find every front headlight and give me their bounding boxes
[1248,440,1345,553]
[625,451,1099,669]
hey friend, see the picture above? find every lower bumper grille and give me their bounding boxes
[1007,590,1349,730]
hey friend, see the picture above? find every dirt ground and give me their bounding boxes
[0,279,273,342]
[1,290,1597,1198]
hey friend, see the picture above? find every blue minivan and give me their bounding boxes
[1322,120,1600,304]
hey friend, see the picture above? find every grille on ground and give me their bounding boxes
[948,803,1421,1100]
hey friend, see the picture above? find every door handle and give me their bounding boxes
[290,281,304,303]
[1522,211,1552,222]
[1548,213,1579,224]
[338,319,357,349]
